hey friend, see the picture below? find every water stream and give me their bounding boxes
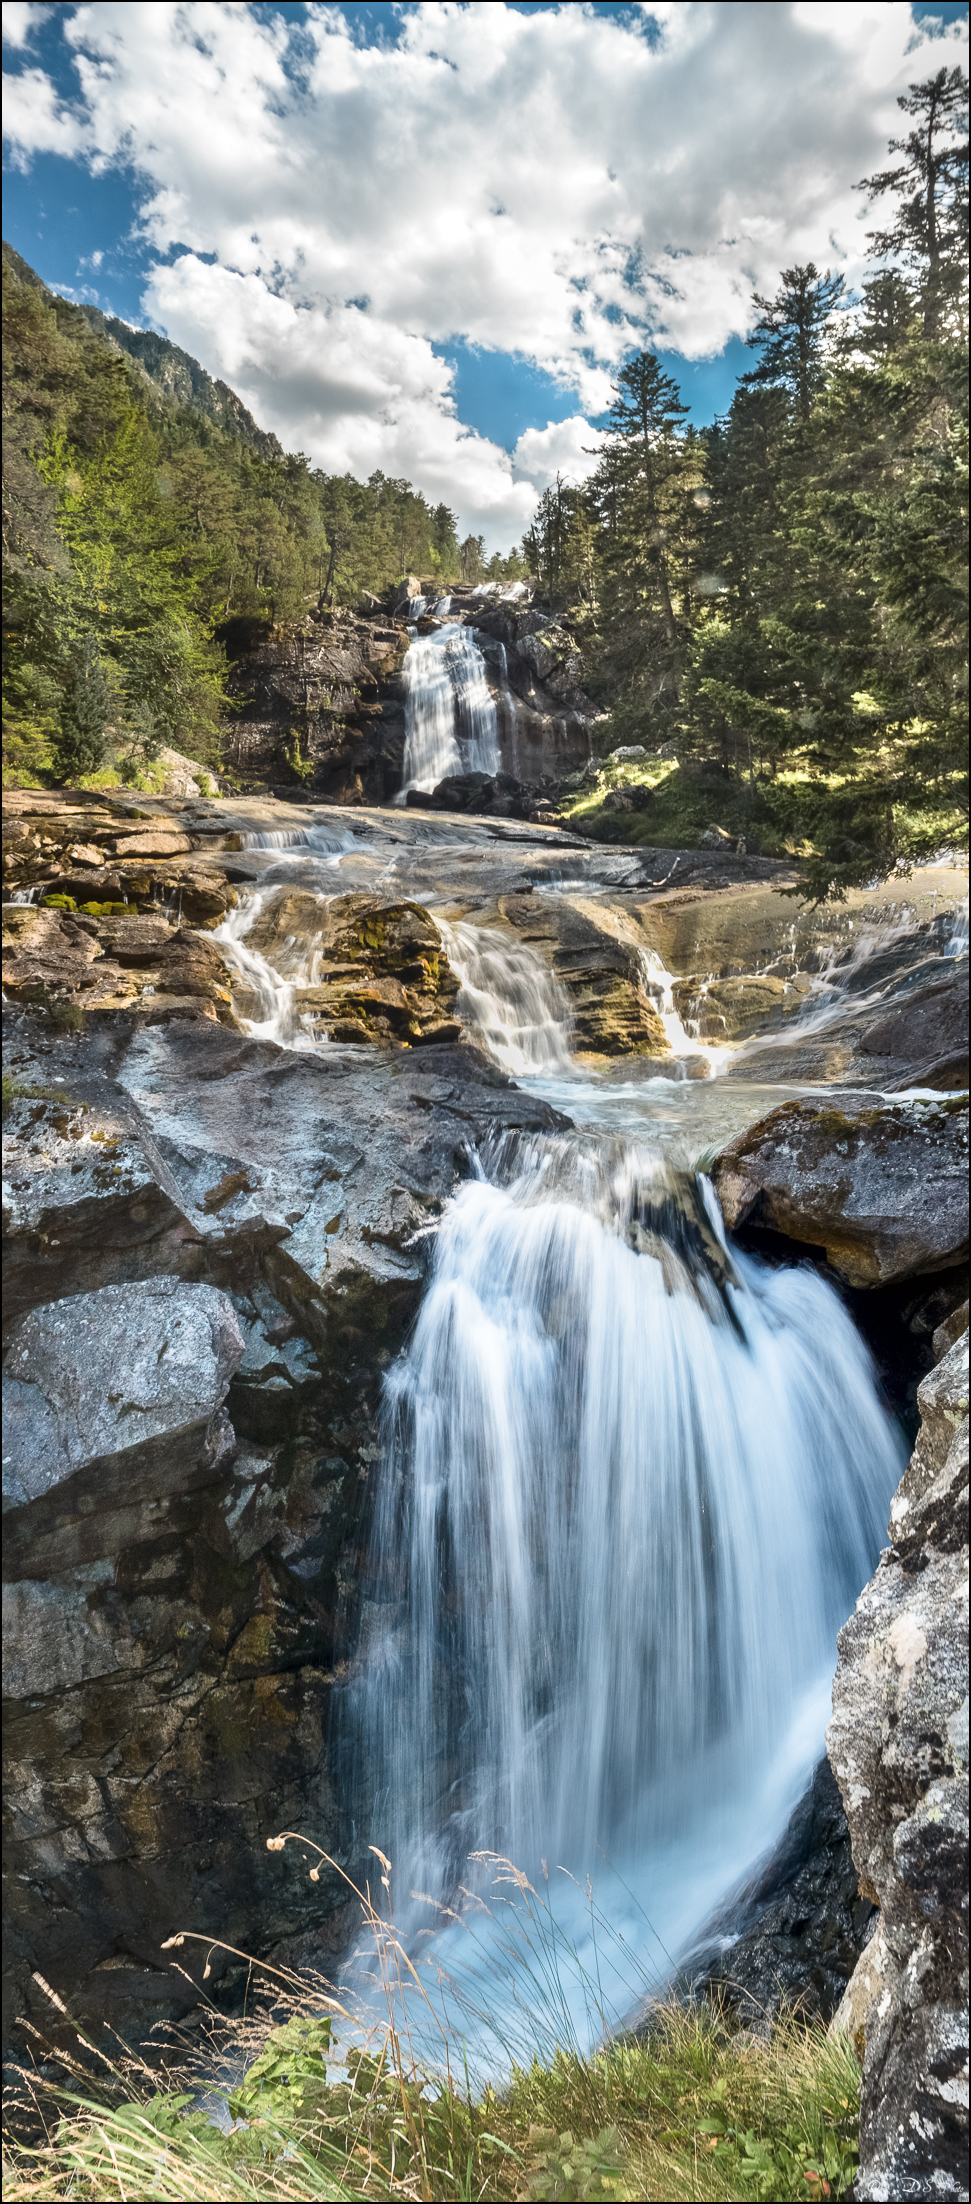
[210,627,965,2065]
[344,1137,902,2062]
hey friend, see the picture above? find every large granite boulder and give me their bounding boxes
[828,1321,969,2202]
[712,1094,969,1287]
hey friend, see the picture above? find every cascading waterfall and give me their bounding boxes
[213,890,325,1048]
[344,1133,904,2051]
[400,622,501,796]
[438,919,572,1074]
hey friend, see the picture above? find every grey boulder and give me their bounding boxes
[712,1093,969,1287]
[828,1324,969,2202]
[3,1279,243,1511]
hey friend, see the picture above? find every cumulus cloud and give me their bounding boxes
[2,1,967,543]
[1,3,53,50]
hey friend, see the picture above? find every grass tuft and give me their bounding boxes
[3,1851,861,2203]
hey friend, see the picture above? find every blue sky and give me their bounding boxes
[3,1,967,542]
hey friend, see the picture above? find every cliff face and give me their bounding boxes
[219,608,410,803]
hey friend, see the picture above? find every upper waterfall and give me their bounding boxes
[400,621,502,796]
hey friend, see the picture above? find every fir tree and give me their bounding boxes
[859,66,969,342]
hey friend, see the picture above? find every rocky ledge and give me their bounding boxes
[712,1092,969,1287]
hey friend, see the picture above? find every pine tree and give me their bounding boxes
[57,638,112,780]
[743,264,846,418]
[859,66,969,342]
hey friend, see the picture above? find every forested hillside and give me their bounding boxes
[537,66,969,895]
[1,244,521,789]
[2,65,967,896]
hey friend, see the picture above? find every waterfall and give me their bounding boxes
[344,1134,903,2047]
[400,622,501,796]
[438,919,572,1073]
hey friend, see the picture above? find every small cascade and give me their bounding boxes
[400,623,501,796]
[439,919,572,1073]
[636,946,723,1074]
[212,891,319,1050]
[946,893,969,959]
[240,821,355,855]
[345,1133,903,2039]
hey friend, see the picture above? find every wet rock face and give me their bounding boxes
[495,891,670,1058]
[828,1322,969,2203]
[1,1010,569,2054]
[712,1094,969,1287]
[685,1758,878,2033]
[218,609,409,801]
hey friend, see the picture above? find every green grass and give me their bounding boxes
[4,1850,861,2203]
[2,2002,860,2202]
[558,755,967,869]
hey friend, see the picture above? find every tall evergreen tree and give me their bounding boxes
[57,638,112,781]
[743,264,846,418]
[859,66,969,341]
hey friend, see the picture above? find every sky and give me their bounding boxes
[2,1,968,549]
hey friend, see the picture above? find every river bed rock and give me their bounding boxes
[711,1093,969,1287]
[827,1319,969,2203]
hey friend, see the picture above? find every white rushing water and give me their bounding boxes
[400,621,501,795]
[438,919,572,1074]
[345,1134,904,2062]
[211,817,958,2066]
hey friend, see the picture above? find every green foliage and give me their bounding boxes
[56,638,112,780]
[226,2016,334,2129]
[525,68,968,898]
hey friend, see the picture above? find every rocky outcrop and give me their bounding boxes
[827,1319,969,2203]
[712,1094,969,1287]
[2,1010,568,2055]
[492,890,670,1057]
[3,905,238,1026]
[405,768,570,828]
[238,890,463,1047]
[2,788,240,927]
[218,607,412,802]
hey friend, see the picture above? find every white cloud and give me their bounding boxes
[2,1,967,543]
[1,3,53,50]
[511,417,605,490]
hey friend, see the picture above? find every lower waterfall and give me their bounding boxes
[342,1133,904,2060]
